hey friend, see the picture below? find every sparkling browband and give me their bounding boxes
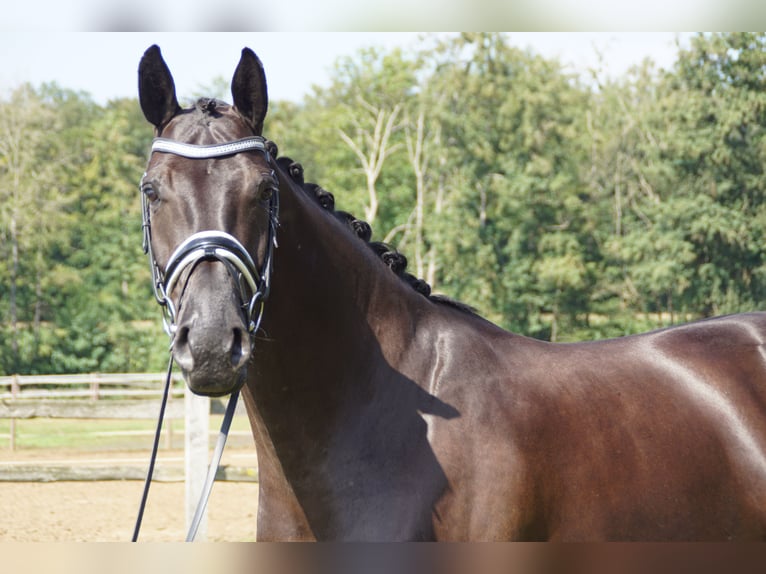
[151,137,269,159]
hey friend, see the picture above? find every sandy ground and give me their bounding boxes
[0,449,259,542]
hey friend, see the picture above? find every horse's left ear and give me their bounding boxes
[231,48,268,135]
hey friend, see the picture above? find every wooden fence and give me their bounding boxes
[0,372,184,451]
[0,372,252,468]
[0,373,257,540]
[0,372,187,401]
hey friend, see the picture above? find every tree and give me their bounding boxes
[0,84,75,372]
[5,33,766,374]
[55,96,164,373]
[0,85,166,375]
[662,33,766,316]
[422,33,593,338]
[583,59,684,330]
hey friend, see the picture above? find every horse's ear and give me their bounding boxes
[231,48,268,135]
[138,45,180,130]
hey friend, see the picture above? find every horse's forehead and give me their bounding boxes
[163,104,252,143]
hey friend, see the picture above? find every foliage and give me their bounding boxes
[0,86,166,374]
[1,33,765,374]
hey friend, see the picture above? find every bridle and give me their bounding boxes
[141,136,279,338]
[133,135,279,542]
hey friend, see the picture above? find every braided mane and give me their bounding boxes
[275,154,476,315]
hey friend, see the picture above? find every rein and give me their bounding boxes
[132,135,278,542]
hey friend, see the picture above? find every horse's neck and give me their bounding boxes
[243,181,435,538]
[266,185,410,359]
[247,178,420,446]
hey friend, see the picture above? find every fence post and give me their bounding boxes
[165,393,174,450]
[9,375,19,451]
[184,385,210,541]
[90,373,100,401]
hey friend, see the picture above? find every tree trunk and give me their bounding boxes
[338,99,402,225]
[10,215,19,373]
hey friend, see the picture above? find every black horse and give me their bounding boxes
[138,45,766,540]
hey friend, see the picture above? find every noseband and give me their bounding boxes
[141,136,279,339]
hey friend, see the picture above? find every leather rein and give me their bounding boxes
[132,135,278,542]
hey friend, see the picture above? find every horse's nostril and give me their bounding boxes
[230,328,248,369]
[175,325,189,346]
[173,325,194,372]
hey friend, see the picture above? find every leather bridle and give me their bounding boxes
[133,135,279,542]
[141,136,279,338]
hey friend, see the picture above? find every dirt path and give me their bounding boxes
[0,449,259,542]
[0,480,258,542]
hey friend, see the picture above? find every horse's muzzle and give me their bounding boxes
[173,322,250,396]
[170,262,252,396]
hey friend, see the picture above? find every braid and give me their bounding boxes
[404,273,432,297]
[304,183,335,211]
[334,211,372,242]
[276,156,303,185]
[275,152,462,309]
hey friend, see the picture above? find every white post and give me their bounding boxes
[9,375,19,451]
[185,386,210,540]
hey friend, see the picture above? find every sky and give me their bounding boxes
[0,33,693,106]
[3,0,763,32]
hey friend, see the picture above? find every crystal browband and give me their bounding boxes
[151,136,269,159]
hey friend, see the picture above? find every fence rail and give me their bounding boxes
[0,373,255,539]
[0,464,258,483]
[0,399,185,420]
[0,372,248,447]
[0,372,186,401]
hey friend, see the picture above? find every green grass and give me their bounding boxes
[0,415,254,452]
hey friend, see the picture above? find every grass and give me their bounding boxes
[0,414,254,452]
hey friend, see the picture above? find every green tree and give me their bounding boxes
[662,33,766,316]
[0,85,166,375]
[6,33,766,375]
[0,84,77,373]
[583,59,685,331]
[422,33,592,339]
[56,97,163,372]
[268,46,422,240]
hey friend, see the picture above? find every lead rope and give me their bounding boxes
[185,388,239,541]
[131,356,239,542]
[131,354,174,542]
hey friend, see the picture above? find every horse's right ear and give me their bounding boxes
[138,45,180,131]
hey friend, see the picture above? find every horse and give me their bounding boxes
[137,45,766,541]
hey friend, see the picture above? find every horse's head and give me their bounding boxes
[138,45,278,396]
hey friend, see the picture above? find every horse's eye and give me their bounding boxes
[258,179,277,201]
[142,182,159,202]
